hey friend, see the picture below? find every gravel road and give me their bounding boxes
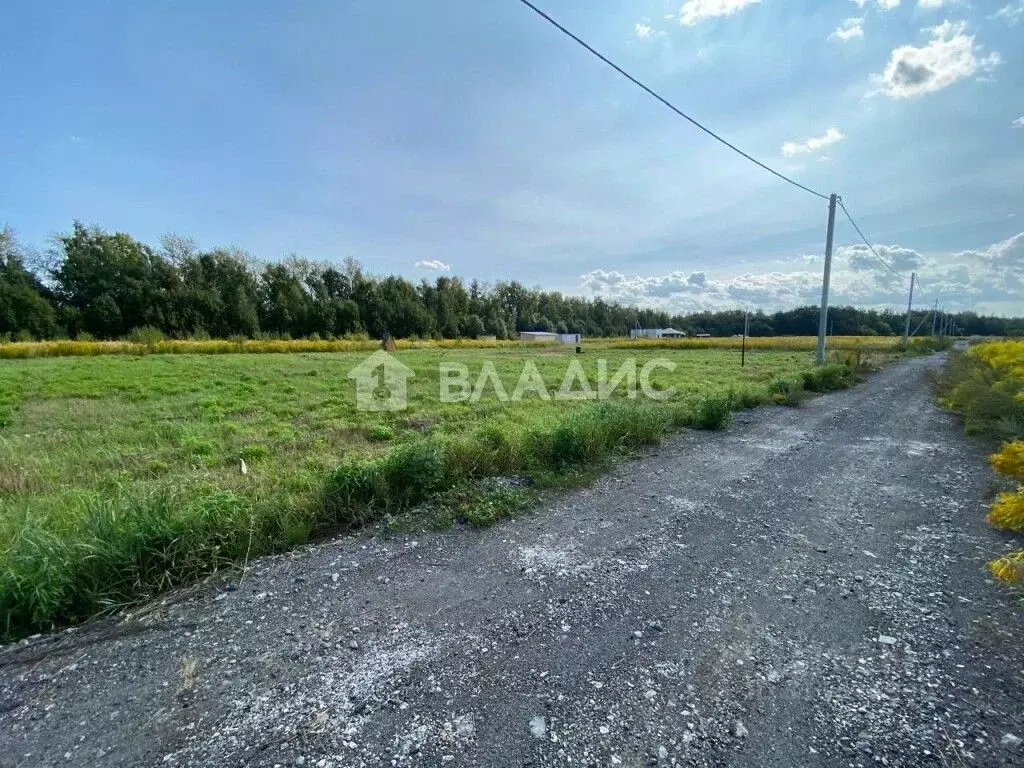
[2,354,1023,768]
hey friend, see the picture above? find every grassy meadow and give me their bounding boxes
[0,340,880,636]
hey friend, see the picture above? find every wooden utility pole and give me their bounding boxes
[815,193,838,365]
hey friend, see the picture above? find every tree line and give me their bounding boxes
[1,223,1021,342]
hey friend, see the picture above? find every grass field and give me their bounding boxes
[0,342,876,636]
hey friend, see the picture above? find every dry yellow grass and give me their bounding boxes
[0,334,907,360]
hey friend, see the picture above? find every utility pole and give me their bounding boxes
[901,272,916,347]
[741,310,748,368]
[931,300,938,336]
[815,193,838,366]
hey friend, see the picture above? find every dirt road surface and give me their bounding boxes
[2,355,1023,767]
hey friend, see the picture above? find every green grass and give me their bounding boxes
[0,346,857,637]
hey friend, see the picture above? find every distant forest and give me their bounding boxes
[2,223,1021,341]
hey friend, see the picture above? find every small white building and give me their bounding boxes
[629,328,687,339]
[519,332,582,344]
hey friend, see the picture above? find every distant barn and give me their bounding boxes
[519,331,582,344]
[629,328,687,339]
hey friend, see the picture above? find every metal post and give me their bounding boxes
[741,310,748,367]
[901,272,916,348]
[815,193,838,366]
[931,300,938,336]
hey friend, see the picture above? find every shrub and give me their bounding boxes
[801,363,852,393]
[731,388,769,410]
[127,326,165,347]
[769,377,806,407]
[990,441,1024,482]
[936,345,1024,441]
[989,551,1024,584]
[987,490,1024,532]
[691,393,733,429]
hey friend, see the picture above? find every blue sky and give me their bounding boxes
[2,0,1022,314]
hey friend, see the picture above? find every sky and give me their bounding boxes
[2,0,1022,316]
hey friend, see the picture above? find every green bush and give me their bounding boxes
[691,392,733,429]
[127,326,165,347]
[936,349,1024,440]
[770,377,807,406]
[801,363,852,393]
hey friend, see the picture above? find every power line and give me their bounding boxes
[837,199,910,279]
[514,0,830,201]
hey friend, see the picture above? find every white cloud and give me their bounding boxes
[990,2,1024,26]
[851,0,900,9]
[781,128,845,157]
[415,259,450,270]
[679,0,761,26]
[579,232,1024,313]
[634,22,653,39]
[839,243,925,274]
[1013,115,1024,127]
[829,17,865,41]
[876,20,1000,100]
[918,0,946,8]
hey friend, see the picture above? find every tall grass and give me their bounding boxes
[0,357,859,638]
[0,334,915,360]
[0,337,544,360]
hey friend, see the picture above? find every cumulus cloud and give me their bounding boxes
[830,17,865,41]
[990,2,1024,26]
[1013,115,1024,127]
[781,128,845,157]
[415,259,450,270]
[839,243,925,274]
[679,0,761,26]
[918,0,946,8]
[950,232,1024,292]
[876,21,1000,99]
[634,22,653,39]
[851,0,900,9]
[578,232,1024,313]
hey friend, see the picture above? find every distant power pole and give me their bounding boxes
[931,300,938,336]
[901,272,916,347]
[741,310,749,367]
[815,193,838,366]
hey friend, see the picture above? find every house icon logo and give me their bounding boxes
[347,350,415,412]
